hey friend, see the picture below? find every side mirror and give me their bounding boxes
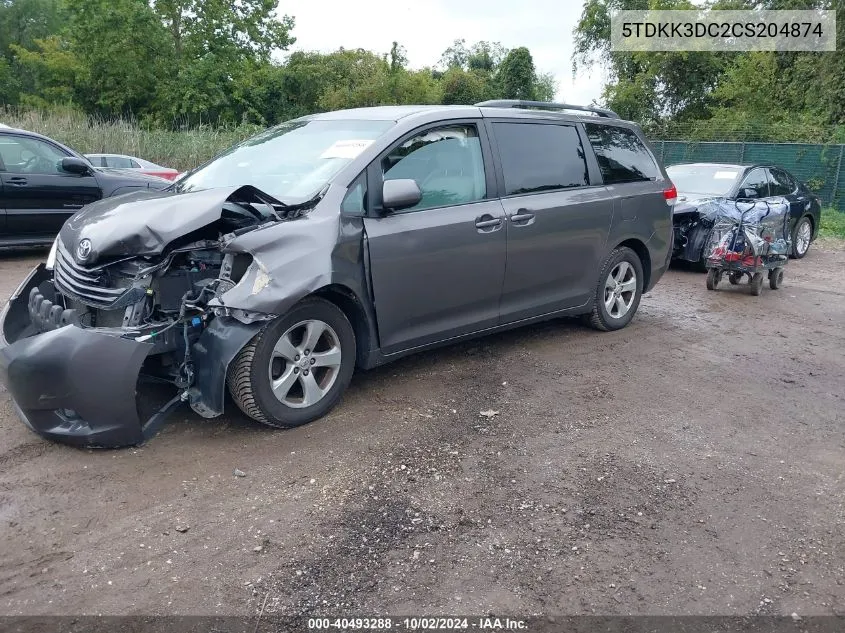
[61,156,93,176]
[740,188,758,199]
[382,179,421,212]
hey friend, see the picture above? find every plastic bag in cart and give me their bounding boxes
[704,197,791,262]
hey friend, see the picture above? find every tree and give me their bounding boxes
[64,0,170,117]
[0,0,62,61]
[152,0,294,64]
[440,68,489,105]
[152,0,295,124]
[495,47,537,100]
[389,41,407,73]
[11,36,82,107]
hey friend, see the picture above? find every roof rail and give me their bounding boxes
[474,99,619,119]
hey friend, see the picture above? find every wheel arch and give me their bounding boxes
[802,212,816,239]
[311,284,375,369]
[612,238,652,292]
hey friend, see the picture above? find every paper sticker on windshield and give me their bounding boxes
[715,170,739,179]
[320,140,374,159]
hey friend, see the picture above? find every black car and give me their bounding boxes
[667,162,821,267]
[0,127,171,246]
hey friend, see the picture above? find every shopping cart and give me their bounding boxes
[703,198,791,296]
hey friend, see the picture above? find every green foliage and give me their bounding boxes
[441,68,490,105]
[495,47,537,100]
[65,0,171,117]
[10,36,82,107]
[573,0,845,138]
[820,208,845,239]
[2,0,555,126]
[0,0,62,63]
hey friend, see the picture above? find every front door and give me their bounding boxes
[0,134,100,237]
[363,122,507,354]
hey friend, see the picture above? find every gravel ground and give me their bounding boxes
[0,242,842,618]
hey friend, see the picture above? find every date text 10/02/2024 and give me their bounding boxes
[307,617,529,630]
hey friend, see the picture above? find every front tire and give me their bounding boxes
[750,272,765,296]
[791,216,813,259]
[588,247,644,332]
[227,298,356,428]
[706,268,720,291]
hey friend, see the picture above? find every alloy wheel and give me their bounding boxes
[267,319,342,409]
[604,261,637,319]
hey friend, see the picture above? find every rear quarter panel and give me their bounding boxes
[604,134,673,292]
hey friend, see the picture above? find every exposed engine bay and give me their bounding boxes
[24,189,292,388]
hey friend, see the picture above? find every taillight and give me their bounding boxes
[663,183,677,205]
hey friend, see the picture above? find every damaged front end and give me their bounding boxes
[0,185,304,448]
[672,197,720,264]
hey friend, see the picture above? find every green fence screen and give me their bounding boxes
[651,140,845,211]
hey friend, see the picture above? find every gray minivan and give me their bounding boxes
[0,100,675,447]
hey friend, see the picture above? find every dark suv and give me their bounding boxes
[0,101,675,447]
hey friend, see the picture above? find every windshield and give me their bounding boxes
[175,119,395,203]
[666,164,742,198]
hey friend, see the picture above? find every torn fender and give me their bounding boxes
[188,316,266,418]
[211,213,365,317]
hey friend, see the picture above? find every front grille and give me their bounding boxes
[53,243,131,309]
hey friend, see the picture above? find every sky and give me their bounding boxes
[281,0,607,107]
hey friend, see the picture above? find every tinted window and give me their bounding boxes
[585,124,658,184]
[738,168,769,199]
[768,168,795,196]
[0,135,68,174]
[494,123,588,195]
[382,124,486,212]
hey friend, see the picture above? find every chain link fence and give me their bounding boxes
[650,140,845,211]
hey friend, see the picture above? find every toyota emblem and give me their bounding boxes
[77,239,92,261]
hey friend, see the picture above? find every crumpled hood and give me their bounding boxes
[59,186,248,265]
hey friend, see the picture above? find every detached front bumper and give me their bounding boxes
[0,265,154,448]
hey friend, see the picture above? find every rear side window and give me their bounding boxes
[584,123,659,184]
[769,168,795,196]
[739,168,770,199]
[493,122,588,195]
[107,156,134,168]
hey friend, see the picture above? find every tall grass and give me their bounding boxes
[1,107,260,172]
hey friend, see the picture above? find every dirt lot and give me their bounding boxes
[0,243,843,618]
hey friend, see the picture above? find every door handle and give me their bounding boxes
[475,215,503,230]
[7,176,27,186]
[510,209,535,225]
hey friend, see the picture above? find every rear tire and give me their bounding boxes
[227,298,356,428]
[790,216,812,259]
[588,247,644,332]
[769,267,784,290]
[751,272,765,296]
